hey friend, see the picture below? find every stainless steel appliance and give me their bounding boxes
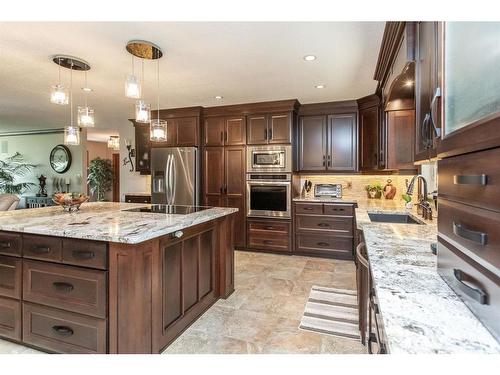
[246,173,291,218]
[314,183,342,198]
[150,147,199,206]
[247,145,292,173]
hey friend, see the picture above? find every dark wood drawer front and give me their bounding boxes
[248,220,290,235]
[124,195,151,203]
[247,233,290,252]
[323,204,354,216]
[23,260,107,318]
[296,234,353,258]
[0,255,22,299]
[294,203,323,214]
[296,215,353,236]
[62,239,108,270]
[23,302,106,354]
[23,234,62,262]
[0,232,22,257]
[439,147,500,212]
[438,199,500,269]
[437,238,500,341]
[0,296,21,341]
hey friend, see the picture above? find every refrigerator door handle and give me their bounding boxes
[165,154,172,205]
[171,154,177,205]
[168,154,175,205]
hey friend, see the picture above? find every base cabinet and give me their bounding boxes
[0,297,21,341]
[246,218,291,253]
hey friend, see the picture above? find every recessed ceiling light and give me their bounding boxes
[303,55,317,61]
[315,84,325,89]
[82,87,93,92]
[214,95,223,100]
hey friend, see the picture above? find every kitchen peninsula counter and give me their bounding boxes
[0,202,237,354]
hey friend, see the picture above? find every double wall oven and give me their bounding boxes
[246,145,292,218]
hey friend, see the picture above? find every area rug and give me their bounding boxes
[299,285,360,341]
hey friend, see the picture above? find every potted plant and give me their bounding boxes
[365,183,383,199]
[0,152,36,194]
[87,157,114,201]
[402,194,413,209]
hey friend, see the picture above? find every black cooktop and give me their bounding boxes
[123,204,211,215]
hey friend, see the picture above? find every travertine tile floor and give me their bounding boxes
[0,251,366,354]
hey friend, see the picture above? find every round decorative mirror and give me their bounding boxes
[49,144,72,173]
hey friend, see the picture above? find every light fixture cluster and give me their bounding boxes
[50,56,95,146]
[303,54,326,89]
[107,136,120,150]
[125,40,166,142]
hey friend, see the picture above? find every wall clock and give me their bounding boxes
[49,144,72,173]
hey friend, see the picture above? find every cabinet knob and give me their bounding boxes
[172,230,184,239]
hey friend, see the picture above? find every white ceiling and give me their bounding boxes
[0,22,384,140]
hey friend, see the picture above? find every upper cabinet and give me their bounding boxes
[328,114,358,171]
[247,112,292,145]
[151,116,199,148]
[358,95,380,171]
[203,116,246,146]
[298,115,327,171]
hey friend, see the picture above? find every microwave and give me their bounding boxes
[247,145,292,173]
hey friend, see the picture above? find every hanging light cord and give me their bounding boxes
[70,62,73,126]
[58,57,61,85]
[84,70,88,107]
[142,59,145,101]
[157,58,160,120]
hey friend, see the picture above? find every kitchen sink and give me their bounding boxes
[368,212,423,224]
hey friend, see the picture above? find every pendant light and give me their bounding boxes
[125,55,141,99]
[50,57,69,105]
[107,136,120,150]
[150,58,167,141]
[77,71,95,127]
[64,62,80,146]
[135,59,151,123]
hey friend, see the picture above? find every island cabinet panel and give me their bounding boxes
[23,234,62,262]
[0,255,22,299]
[162,242,182,329]
[0,232,22,257]
[183,236,199,311]
[23,260,107,319]
[22,302,107,354]
[0,296,21,341]
[62,239,108,270]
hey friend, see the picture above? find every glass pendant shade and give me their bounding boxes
[50,84,69,105]
[77,106,95,127]
[135,100,151,123]
[125,74,141,99]
[64,126,80,146]
[150,119,167,141]
[107,136,120,150]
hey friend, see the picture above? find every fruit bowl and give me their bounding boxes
[52,193,89,212]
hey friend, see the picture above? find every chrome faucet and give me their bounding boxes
[406,175,433,220]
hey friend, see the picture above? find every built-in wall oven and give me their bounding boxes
[246,173,291,218]
[247,145,292,173]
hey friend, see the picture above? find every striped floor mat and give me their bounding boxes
[299,286,360,341]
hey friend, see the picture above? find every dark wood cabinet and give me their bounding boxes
[0,296,21,341]
[203,117,225,146]
[151,117,199,148]
[247,112,292,145]
[358,95,380,171]
[247,218,291,253]
[203,146,246,248]
[134,123,151,175]
[0,255,22,299]
[386,110,416,171]
[204,116,246,146]
[297,113,357,172]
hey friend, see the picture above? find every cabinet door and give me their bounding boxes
[415,21,439,161]
[328,114,358,171]
[268,113,292,144]
[359,106,379,171]
[203,147,225,207]
[224,146,246,248]
[386,110,416,170]
[176,117,199,146]
[298,115,327,171]
[204,116,225,146]
[225,117,246,145]
[134,124,151,174]
[246,115,268,144]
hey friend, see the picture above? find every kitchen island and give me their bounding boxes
[0,202,237,354]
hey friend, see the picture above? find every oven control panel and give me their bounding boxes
[314,183,342,198]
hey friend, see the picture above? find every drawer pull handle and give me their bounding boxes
[264,226,275,230]
[332,208,344,211]
[453,174,487,186]
[317,242,330,247]
[52,282,74,293]
[0,241,11,249]
[453,269,488,305]
[32,246,51,254]
[52,325,74,336]
[453,222,487,246]
[303,207,314,211]
[317,223,330,227]
[72,250,95,260]
[263,240,273,245]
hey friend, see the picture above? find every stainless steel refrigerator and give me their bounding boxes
[150,147,199,206]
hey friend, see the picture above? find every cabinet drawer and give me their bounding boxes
[296,215,353,236]
[23,260,107,318]
[294,203,323,214]
[0,255,22,299]
[295,234,353,258]
[437,238,500,341]
[0,232,22,257]
[323,204,354,216]
[23,302,107,354]
[124,195,151,204]
[439,147,500,212]
[248,220,290,234]
[23,234,62,262]
[0,296,21,341]
[62,239,108,270]
[247,233,290,252]
[438,198,500,270]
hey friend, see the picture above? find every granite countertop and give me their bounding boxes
[0,202,237,244]
[354,200,499,353]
